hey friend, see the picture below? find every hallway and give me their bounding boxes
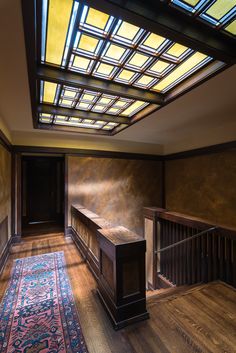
[1,233,235,353]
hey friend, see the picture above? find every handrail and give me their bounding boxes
[157,226,218,253]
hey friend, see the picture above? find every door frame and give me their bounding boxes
[14,153,67,239]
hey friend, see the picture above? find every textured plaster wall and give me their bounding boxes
[165,150,236,228]
[0,144,11,253]
[68,156,163,236]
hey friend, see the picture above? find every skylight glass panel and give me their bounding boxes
[59,98,74,108]
[115,69,138,84]
[75,33,103,58]
[79,6,114,36]
[224,19,236,34]
[170,0,236,33]
[125,52,152,70]
[106,107,121,115]
[139,33,170,54]
[103,122,119,130]
[92,105,107,113]
[93,62,118,79]
[162,43,192,62]
[39,113,53,123]
[68,55,94,74]
[201,0,236,25]
[134,75,158,89]
[152,52,211,92]
[101,43,129,64]
[146,60,174,77]
[80,91,99,102]
[121,101,149,117]
[42,0,74,65]
[111,21,144,46]
[42,81,58,104]
[76,102,91,110]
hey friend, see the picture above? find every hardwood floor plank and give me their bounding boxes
[0,234,235,353]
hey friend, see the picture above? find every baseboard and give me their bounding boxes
[0,236,13,275]
[64,226,72,237]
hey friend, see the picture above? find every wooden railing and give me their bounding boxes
[71,204,148,329]
[144,208,236,290]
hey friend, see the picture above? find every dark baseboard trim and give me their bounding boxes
[11,234,21,243]
[165,140,236,160]
[0,236,13,275]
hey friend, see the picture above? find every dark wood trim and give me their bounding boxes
[37,65,164,105]
[16,153,22,239]
[0,129,12,152]
[21,0,38,128]
[0,236,13,275]
[12,145,164,161]
[165,140,236,160]
[64,155,69,236]
[85,0,235,64]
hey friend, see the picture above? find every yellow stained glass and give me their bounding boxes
[149,60,170,74]
[184,0,200,5]
[225,20,236,34]
[83,119,93,123]
[143,33,166,49]
[206,0,235,20]
[86,8,109,30]
[93,105,105,111]
[114,100,127,107]
[82,94,96,101]
[78,34,99,53]
[136,75,154,85]
[46,0,73,65]
[70,117,80,122]
[128,53,149,68]
[99,97,113,104]
[77,102,90,109]
[117,69,136,81]
[116,21,140,40]
[73,56,91,70]
[105,44,126,60]
[96,63,114,75]
[43,81,57,103]
[152,52,208,92]
[107,108,120,114]
[121,101,146,116]
[166,43,189,58]
[64,90,77,98]
[61,99,73,105]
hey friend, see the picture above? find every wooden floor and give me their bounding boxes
[0,233,235,353]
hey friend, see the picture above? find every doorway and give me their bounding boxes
[21,156,64,235]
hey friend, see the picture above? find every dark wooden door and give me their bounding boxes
[22,156,64,233]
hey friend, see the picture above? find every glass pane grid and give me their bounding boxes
[38,113,121,131]
[41,1,215,95]
[170,0,236,35]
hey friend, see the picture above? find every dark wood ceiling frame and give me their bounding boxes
[22,0,235,137]
[37,65,163,105]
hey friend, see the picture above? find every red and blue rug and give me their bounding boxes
[0,251,88,353]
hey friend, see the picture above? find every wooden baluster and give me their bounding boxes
[207,232,213,282]
[225,237,232,285]
[175,223,180,286]
[232,239,236,288]
[160,220,166,279]
[172,222,177,285]
[212,232,219,281]
[201,233,208,283]
[219,236,225,282]
[191,227,196,284]
[166,221,171,281]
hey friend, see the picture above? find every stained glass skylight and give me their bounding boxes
[169,0,236,37]
[34,0,228,134]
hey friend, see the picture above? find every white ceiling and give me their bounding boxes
[0,0,235,155]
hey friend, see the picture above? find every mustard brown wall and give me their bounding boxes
[165,150,236,228]
[68,156,163,236]
[0,144,11,255]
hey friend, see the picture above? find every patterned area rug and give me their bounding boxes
[0,251,88,352]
